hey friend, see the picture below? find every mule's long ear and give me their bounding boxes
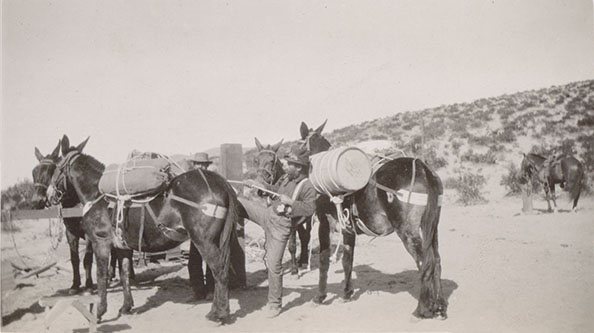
[35,147,45,162]
[314,119,327,134]
[254,137,264,151]
[300,122,309,140]
[76,136,90,152]
[271,139,284,152]
[50,140,61,159]
[61,135,70,156]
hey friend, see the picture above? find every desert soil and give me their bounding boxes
[1,192,593,333]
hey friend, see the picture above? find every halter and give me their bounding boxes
[34,159,56,190]
[256,149,281,185]
[48,151,81,205]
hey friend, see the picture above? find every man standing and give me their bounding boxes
[187,152,215,300]
[239,146,316,318]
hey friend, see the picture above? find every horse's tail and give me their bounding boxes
[218,182,239,273]
[566,160,584,208]
[415,161,445,318]
[420,161,441,253]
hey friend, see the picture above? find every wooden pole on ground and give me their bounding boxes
[220,143,246,288]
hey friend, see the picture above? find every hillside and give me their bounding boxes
[245,80,594,202]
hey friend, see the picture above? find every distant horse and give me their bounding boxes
[31,140,94,294]
[47,135,239,324]
[253,138,313,274]
[300,121,446,319]
[519,153,584,212]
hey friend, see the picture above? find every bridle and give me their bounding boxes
[32,158,57,207]
[256,149,281,186]
[34,159,56,191]
[48,151,81,206]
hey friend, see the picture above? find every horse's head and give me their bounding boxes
[299,120,331,155]
[46,135,90,206]
[31,141,61,208]
[518,153,544,185]
[253,137,284,186]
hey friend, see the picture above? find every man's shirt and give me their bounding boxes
[270,173,316,218]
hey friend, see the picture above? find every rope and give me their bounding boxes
[48,205,65,250]
[313,170,354,234]
[7,211,33,270]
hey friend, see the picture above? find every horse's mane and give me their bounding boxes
[78,153,105,174]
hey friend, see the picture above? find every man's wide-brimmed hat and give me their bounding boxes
[190,152,213,164]
[284,146,310,167]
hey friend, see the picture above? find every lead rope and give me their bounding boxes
[49,204,65,250]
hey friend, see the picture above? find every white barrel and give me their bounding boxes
[309,146,372,195]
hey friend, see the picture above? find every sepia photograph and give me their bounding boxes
[1,1,593,332]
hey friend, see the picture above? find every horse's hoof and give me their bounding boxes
[342,289,354,301]
[119,305,133,315]
[205,313,224,327]
[435,312,447,320]
[68,287,80,295]
[81,288,93,296]
[96,308,107,322]
[312,294,327,305]
[290,269,298,276]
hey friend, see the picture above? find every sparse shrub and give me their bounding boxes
[578,134,594,172]
[402,123,416,131]
[558,139,577,156]
[424,121,447,140]
[423,147,448,170]
[1,180,36,211]
[408,135,423,155]
[371,134,388,140]
[494,126,516,143]
[445,168,488,205]
[450,121,467,134]
[468,134,491,146]
[461,148,497,164]
[451,139,462,154]
[577,115,594,127]
[499,163,539,196]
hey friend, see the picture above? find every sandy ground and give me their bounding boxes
[1,192,593,333]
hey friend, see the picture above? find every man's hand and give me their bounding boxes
[279,194,294,206]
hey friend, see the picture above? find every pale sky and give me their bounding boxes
[2,0,594,189]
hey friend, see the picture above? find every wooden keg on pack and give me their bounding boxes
[309,146,372,195]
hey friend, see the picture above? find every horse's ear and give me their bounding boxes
[61,135,70,156]
[34,147,44,162]
[271,139,283,152]
[76,136,90,152]
[50,140,61,159]
[314,119,327,134]
[254,137,264,151]
[300,122,309,140]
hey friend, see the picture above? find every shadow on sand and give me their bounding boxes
[127,258,457,325]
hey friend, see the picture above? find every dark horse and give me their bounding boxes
[519,153,584,212]
[33,139,134,292]
[32,141,93,295]
[300,121,446,319]
[253,138,313,274]
[31,140,94,294]
[47,135,240,324]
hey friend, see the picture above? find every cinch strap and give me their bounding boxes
[169,193,227,219]
[134,202,189,243]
